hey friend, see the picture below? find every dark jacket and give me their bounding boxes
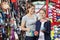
[35,20,51,40]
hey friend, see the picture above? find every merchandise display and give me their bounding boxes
[49,0,60,40]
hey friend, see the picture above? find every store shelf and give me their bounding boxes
[50,0,60,5]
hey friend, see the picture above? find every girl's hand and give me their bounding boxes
[34,31,38,36]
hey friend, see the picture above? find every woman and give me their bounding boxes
[35,9,51,40]
[21,3,37,40]
[1,1,10,20]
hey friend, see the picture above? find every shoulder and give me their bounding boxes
[22,15,27,21]
[45,18,51,22]
[33,14,38,18]
[22,15,27,19]
[36,20,41,24]
[47,20,51,23]
[46,20,51,24]
[36,20,40,22]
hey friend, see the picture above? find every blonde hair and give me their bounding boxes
[40,8,46,14]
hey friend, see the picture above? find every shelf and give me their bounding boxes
[50,0,60,5]
[53,5,60,9]
[57,14,60,16]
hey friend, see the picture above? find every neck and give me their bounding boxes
[27,13,33,16]
[40,17,48,22]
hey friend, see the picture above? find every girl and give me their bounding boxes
[35,9,51,40]
[21,3,37,40]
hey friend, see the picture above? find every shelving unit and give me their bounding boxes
[49,0,60,40]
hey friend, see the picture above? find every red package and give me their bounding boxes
[11,0,16,3]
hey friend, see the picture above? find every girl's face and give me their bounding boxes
[28,6,35,15]
[39,10,46,18]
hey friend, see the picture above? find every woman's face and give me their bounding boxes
[39,10,46,18]
[2,2,10,10]
[28,6,35,15]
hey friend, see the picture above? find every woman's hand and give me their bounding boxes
[26,28,31,32]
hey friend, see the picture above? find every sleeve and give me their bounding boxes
[45,21,51,34]
[45,21,51,40]
[21,16,26,23]
[48,21,51,33]
[35,21,40,37]
[21,16,26,27]
[35,21,38,31]
[35,21,40,33]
